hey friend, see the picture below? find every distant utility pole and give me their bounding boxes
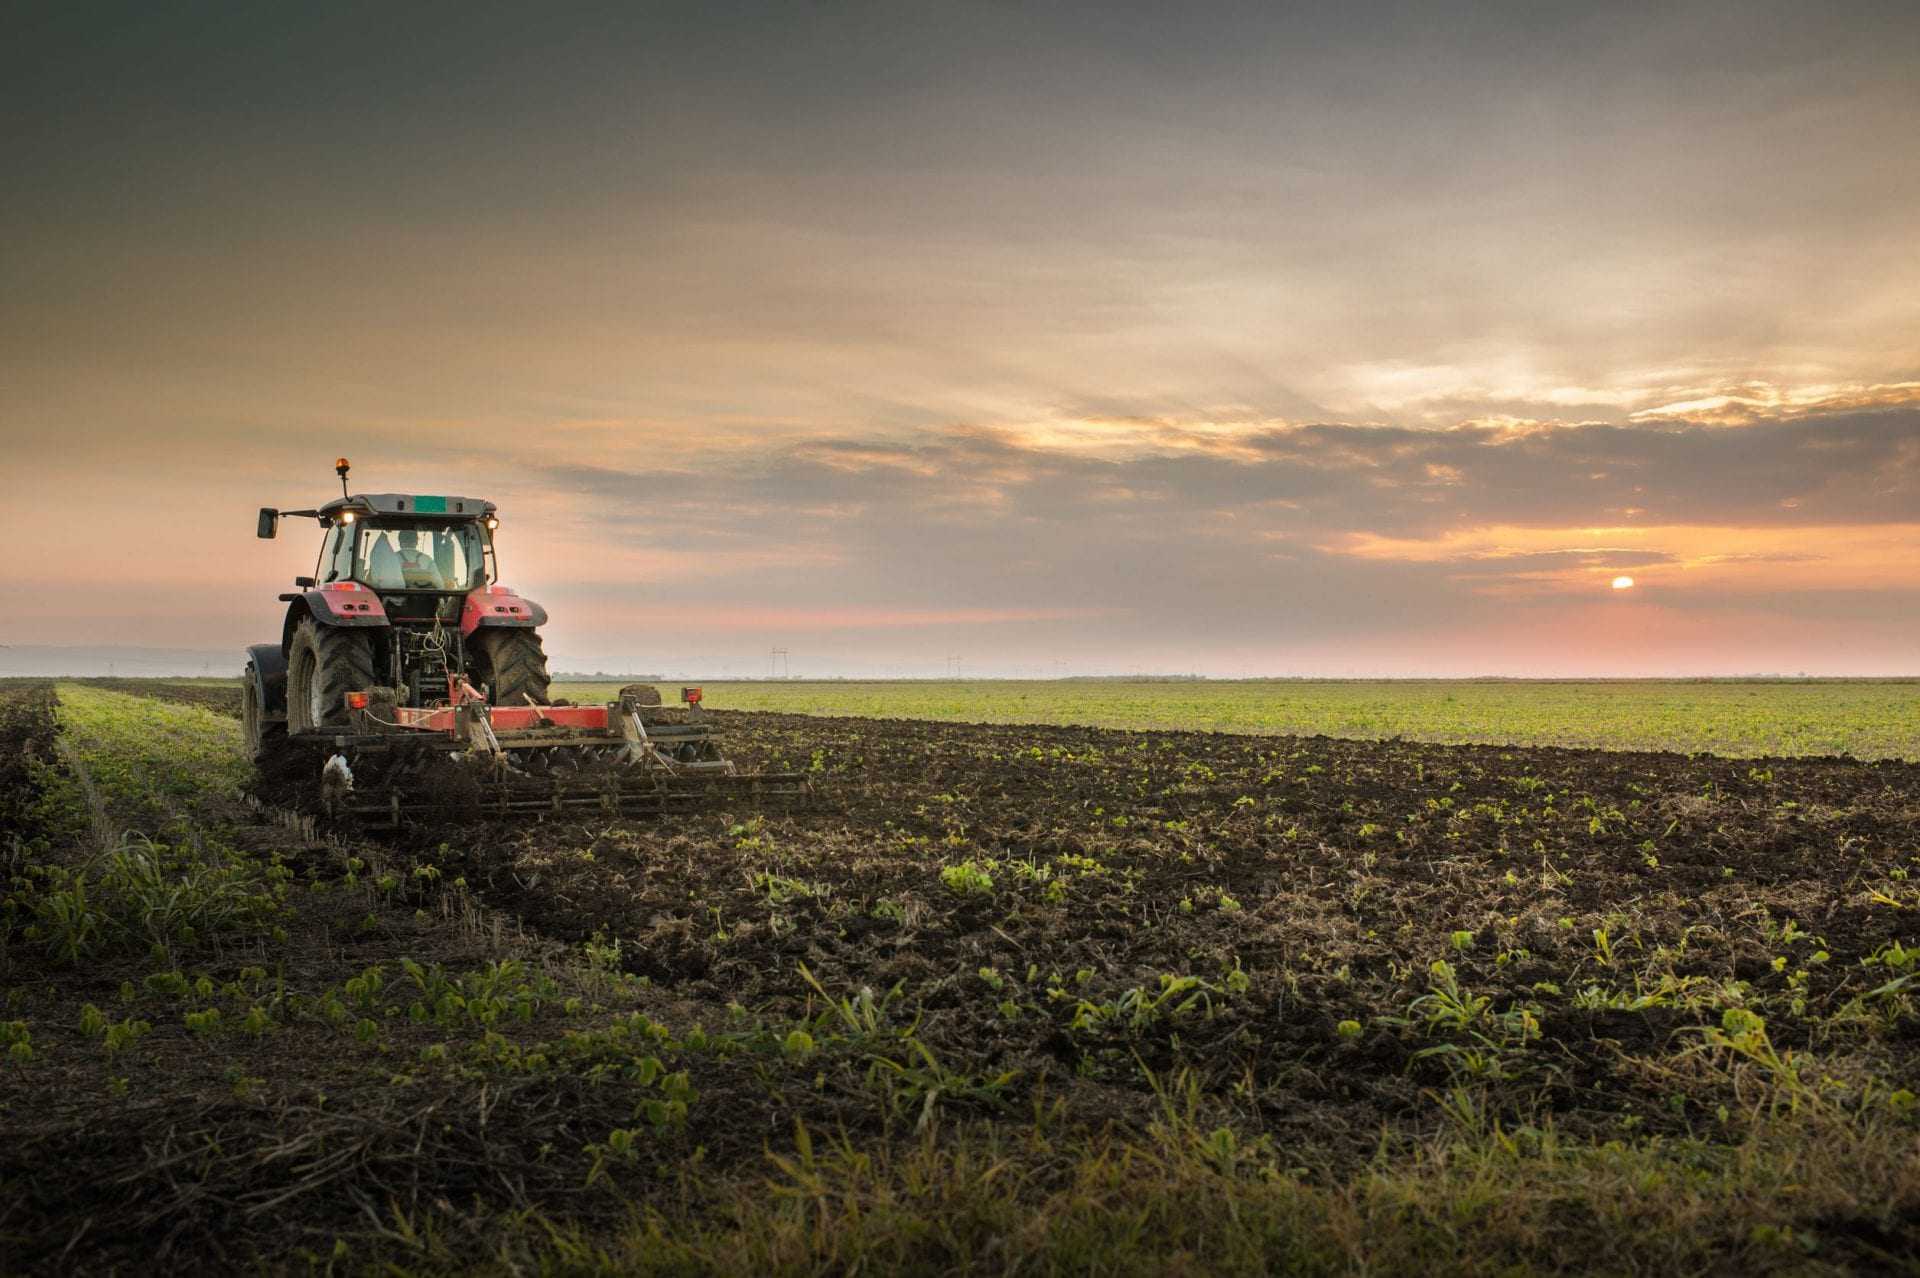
[768,647,789,678]
[946,655,963,679]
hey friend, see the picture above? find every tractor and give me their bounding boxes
[244,459,803,825]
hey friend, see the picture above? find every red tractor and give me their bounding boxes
[245,459,801,824]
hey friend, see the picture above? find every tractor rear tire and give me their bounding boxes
[470,628,551,707]
[242,661,288,766]
[286,617,376,732]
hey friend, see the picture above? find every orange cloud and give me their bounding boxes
[1323,523,1920,596]
[1630,382,1920,425]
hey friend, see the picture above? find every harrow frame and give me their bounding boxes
[284,684,809,828]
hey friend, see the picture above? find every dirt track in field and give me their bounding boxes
[0,681,57,843]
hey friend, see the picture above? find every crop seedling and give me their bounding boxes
[940,861,995,896]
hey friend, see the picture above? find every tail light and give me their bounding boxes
[345,691,370,710]
[681,687,703,704]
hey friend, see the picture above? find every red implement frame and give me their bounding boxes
[393,703,610,734]
[377,674,616,739]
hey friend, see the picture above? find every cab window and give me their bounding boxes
[355,522,485,590]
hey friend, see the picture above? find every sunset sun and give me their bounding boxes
[1611,576,1636,590]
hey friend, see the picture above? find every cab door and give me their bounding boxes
[315,524,356,584]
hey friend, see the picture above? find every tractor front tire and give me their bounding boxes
[470,628,551,707]
[286,617,376,732]
[243,661,289,766]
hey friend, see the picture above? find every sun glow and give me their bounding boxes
[1611,575,1636,590]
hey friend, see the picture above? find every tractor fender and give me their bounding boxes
[280,585,390,651]
[245,643,288,721]
[461,586,547,635]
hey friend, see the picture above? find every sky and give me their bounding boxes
[4,0,1918,676]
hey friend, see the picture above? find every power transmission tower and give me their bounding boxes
[768,647,789,678]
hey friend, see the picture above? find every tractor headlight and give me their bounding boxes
[485,516,499,530]
[340,511,356,525]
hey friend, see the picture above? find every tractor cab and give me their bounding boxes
[313,494,497,623]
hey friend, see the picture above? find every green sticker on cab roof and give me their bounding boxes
[413,495,448,513]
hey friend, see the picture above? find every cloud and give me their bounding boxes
[506,402,1920,668]
[1630,381,1920,425]
[5,3,1919,676]
[544,399,1920,545]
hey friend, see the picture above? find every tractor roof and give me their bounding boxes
[320,493,496,520]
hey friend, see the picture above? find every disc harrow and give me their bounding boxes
[279,684,809,830]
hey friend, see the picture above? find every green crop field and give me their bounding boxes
[552,678,1920,759]
[11,676,1920,1272]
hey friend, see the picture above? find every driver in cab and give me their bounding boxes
[367,530,448,589]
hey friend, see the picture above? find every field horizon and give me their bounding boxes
[68,675,1920,762]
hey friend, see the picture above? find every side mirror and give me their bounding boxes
[257,507,280,539]
[294,576,316,589]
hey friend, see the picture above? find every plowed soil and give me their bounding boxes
[75,680,1920,1156]
[13,679,1919,1272]
[395,709,1920,1161]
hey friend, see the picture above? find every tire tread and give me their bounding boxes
[289,618,376,729]
[472,629,551,706]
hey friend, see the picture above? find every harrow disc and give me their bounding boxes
[270,729,810,830]
[338,765,811,828]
